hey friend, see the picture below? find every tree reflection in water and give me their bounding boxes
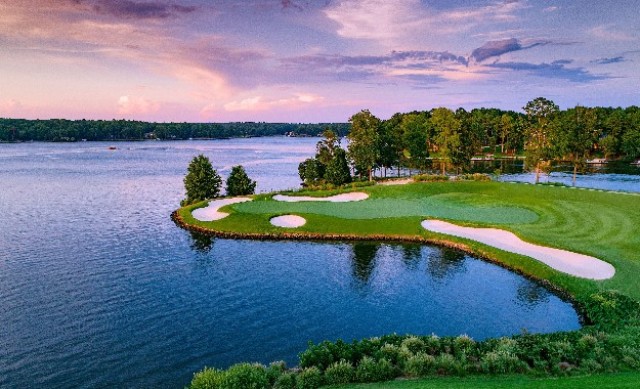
[516,281,550,307]
[350,242,380,285]
[189,231,215,253]
[400,244,422,270]
[426,249,466,280]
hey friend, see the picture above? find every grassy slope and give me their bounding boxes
[179,181,640,300]
[334,372,640,389]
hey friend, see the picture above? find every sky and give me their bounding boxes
[0,0,638,122]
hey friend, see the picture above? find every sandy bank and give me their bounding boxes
[273,192,369,202]
[192,197,252,221]
[421,220,615,280]
[270,215,306,228]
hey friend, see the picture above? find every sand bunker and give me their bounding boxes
[378,178,413,186]
[273,192,369,202]
[421,220,615,280]
[270,215,306,228]
[192,197,252,221]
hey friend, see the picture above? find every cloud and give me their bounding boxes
[591,56,626,65]
[222,93,324,112]
[470,38,551,63]
[543,6,559,12]
[488,60,608,83]
[88,1,197,19]
[117,95,161,115]
[589,25,635,42]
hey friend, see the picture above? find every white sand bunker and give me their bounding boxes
[273,192,369,202]
[379,178,413,186]
[421,220,615,280]
[192,197,252,221]
[270,215,306,228]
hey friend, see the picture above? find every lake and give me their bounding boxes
[2,138,631,388]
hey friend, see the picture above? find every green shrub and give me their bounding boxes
[457,173,491,181]
[266,361,286,385]
[480,351,526,374]
[219,363,269,389]
[324,360,355,385]
[413,174,449,182]
[273,372,296,389]
[355,357,396,383]
[401,336,426,355]
[378,343,400,364]
[403,352,435,377]
[296,366,323,389]
[433,353,461,376]
[424,335,442,355]
[452,335,476,359]
[190,367,225,389]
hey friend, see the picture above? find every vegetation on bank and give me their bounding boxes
[176,180,640,388]
[0,119,349,142]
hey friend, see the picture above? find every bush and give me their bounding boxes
[413,174,449,182]
[403,353,435,377]
[457,173,492,181]
[400,336,425,355]
[273,372,296,389]
[296,366,323,389]
[190,367,225,389]
[355,357,396,383]
[433,353,461,376]
[219,363,269,389]
[225,165,257,196]
[480,351,525,374]
[324,360,355,385]
[266,361,286,385]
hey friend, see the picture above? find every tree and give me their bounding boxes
[523,97,559,183]
[225,165,257,196]
[558,106,599,185]
[430,107,461,174]
[347,110,380,181]
[315,128,340,166]
[298,158,325,186]
[325,148,352,185]
[183,154,222,205]
[499,114,514,154]
[400,113,430,173]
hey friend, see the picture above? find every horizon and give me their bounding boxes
[1,1,638,123]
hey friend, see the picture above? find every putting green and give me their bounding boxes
[234,191,539,224]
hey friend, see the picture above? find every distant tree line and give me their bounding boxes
[0,118,350,142]
[330,100,639,184]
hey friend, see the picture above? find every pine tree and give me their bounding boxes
[225,165,257,196]
[182,154,222,205]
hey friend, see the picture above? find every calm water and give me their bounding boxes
[0,138,585,388]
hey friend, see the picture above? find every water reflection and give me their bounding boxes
[400,244,422,270]
[189,231,215,253]
[516,281,551,308]
[426,249,467,280]
[350,242,379,285]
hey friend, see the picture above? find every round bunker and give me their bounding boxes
[270,215,306,228]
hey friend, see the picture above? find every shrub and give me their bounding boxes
[403,352,435,377]
[452,335,476,359]
[296,366,323,389]
[324,360,355,385]
[355,357,395,383]
[273,372,296,389]
[480,351,525,374]
[190,367,225,389]
[413,174,449,182]
[401,336,426,355]
[424,335,441,355]
[219,363,269,389]
[266,361,286,385]
[457,173,491,181]
[433,353,461,375]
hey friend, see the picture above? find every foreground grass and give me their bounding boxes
[336,372,640,389]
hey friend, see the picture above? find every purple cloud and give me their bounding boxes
[90,0,197,19]
[591,56,626,65]
[471,38,551,62]
[488,60,608,82]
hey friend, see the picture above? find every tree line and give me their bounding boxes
[0,118,350,142]
[300,99,640,186]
